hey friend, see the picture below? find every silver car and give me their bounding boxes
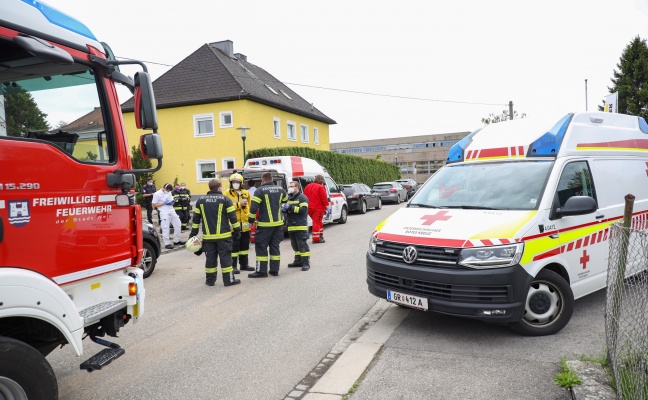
[372,182,408,204]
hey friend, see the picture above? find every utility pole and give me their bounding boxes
[585,79,588,111]
[508,101,514,120]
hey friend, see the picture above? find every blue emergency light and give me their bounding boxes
[526,113,573,157]
[21,0,98,40]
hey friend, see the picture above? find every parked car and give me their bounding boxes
[140,221,161,278]
[342,183,382,213]
[372,182,408,204]
[396,178,419,198]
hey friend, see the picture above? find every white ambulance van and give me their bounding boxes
[367,112,648,336]
[246,156,348,224]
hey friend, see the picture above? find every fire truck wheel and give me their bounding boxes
[0,336,58,400]
[509,269,574,336]
[139,242,157,278]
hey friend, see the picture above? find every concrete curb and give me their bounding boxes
[284,301,410,400]
[567,361,617,400]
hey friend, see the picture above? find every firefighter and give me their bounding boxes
[224,173,255,274]
[152,183,184,249]
[248,172,288,278]
[189,178,241,287]
[284,180,310,271]
[141,177,156,224]
[304,174,330,244]
[172,182,192,231]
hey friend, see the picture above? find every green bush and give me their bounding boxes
[247,147,400,187]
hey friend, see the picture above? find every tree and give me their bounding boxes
[5,91,50,136]
[55,120,68,129]
[482,109,526,125]
[131,145,153,205]
[600,36,648,118]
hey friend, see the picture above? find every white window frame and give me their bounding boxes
[314,127,319,145]
[287,121,297,141]
[196,159,217,182]
[300,124,309,143]
[219,111,233,128]
[193,113,215,137]
[222,157,236,170]
[273,117,281,139]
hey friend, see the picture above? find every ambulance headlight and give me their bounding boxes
[369,235,378,254]
[458,243,524,269]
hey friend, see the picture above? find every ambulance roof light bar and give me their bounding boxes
[526,113,573,158]
[446,128,481,164]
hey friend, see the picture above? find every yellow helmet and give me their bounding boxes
[229,173,244,183]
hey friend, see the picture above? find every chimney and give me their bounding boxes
[209,40,235,58]
[234,53,247,62]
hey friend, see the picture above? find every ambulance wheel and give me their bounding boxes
[360,200,367,214]
[509,269,574,336]
[0,336,58,400]
[337,206,348,224]
[139,242,157,278]
[375,198,382,210]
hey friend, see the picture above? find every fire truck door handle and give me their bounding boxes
[0,216,3,243]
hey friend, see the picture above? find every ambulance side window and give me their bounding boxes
[556,161,597,207]
[325,177,340,194]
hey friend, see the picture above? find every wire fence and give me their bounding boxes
[606,223,648,400]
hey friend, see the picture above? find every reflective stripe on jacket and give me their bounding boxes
[286,192,309,231]
[224,188,251,232]
[248,182,288,228]
[192,190,240,240]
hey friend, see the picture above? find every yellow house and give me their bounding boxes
[121,40,336,193]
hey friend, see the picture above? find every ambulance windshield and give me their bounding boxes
[411,161,553,210]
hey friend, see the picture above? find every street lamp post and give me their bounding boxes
[236,126,250,168]
[394,153,399,175]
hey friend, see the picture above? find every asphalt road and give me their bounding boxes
[48,202,397,400]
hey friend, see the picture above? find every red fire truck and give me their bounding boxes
[0,1,163,398]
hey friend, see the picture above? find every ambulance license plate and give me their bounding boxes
[387,290,428,311]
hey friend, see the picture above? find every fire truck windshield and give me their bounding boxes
[0,36,113,163]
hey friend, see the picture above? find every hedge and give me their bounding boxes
[247,147,400,187]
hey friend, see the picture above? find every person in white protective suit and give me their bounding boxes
[152,183,184,249]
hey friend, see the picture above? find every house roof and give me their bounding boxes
[60,107,104,133]
[121,42,336,125]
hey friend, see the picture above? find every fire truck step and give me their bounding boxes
[79,300,127,325]
[80,346,125,372]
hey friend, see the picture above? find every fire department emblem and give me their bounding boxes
[402,246,418,264]
[8,200,31,227]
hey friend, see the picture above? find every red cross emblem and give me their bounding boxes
[580,250,590,269]
[420,211,452,226]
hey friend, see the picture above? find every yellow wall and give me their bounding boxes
[124,100,331,193]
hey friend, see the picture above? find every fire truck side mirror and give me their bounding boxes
[134,71,158,130]
[140,133,163,159]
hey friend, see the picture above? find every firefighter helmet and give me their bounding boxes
[229,173,244,183]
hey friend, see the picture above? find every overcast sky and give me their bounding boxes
[45,0,648,143]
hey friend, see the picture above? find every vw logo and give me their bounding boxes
[402,246,418,264]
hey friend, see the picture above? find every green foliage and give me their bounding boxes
[247,147,400,187]
[131,145,154,205]
[81,151,98,161]
[4,91,50,136]
[601,36,648,118]
[482,110,526,125]
[554,356,582,389]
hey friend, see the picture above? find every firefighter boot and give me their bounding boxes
[239,254,255,271]
[248,261,268,278]
[301,256,310,271]
[205,274,216,287]
[288,256,303,268]
[223,270,241,286]
[231,255,240,274]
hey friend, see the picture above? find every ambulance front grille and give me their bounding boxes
[375,241,459,266]
[368,270,509,303]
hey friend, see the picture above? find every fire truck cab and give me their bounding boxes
[0,1,162,398]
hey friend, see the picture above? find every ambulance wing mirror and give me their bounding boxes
[551,196,597,219]
[134,71,158,131]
